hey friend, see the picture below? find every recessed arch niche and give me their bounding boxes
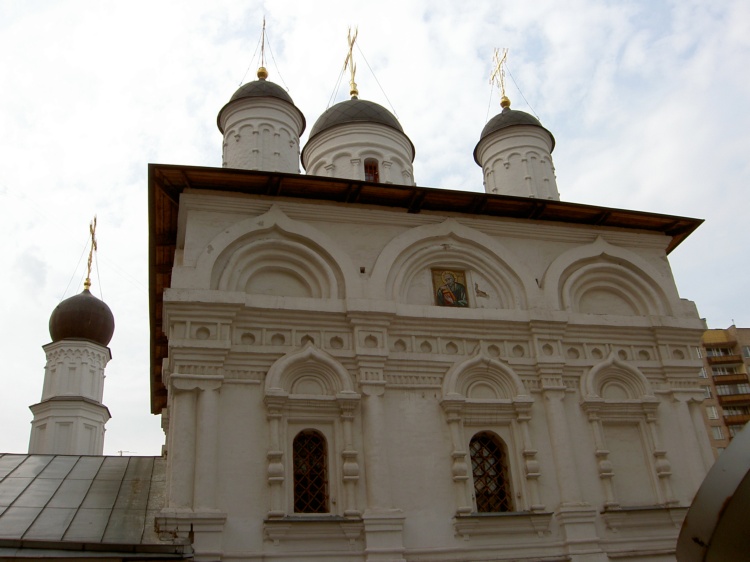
[370,219,535,309]
[542,237,674,316]
[195,206,354,299]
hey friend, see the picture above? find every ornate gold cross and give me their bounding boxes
[489,48,510,107]
[344,26,359,98]
[84,216,97,290]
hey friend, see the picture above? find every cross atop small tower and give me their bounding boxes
[344,26,359,98]
[489,48,511,108]
[84,215,97,290]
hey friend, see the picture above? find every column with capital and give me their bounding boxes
[673,390,713,491]
[540,372,602,559]
[360,370,393,510]
[193,378,223,511]
[166,377,198,509]
[348,311,405,562]
[541,378,584,505]
[167,375,224,510]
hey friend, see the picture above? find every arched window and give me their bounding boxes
[364,158,379,182]
[293,430,329,513]
[470,432,513,512]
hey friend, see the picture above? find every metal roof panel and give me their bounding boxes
[0,506,42,539]
[22,506,76,541]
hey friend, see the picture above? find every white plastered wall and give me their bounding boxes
[158,191,710,562]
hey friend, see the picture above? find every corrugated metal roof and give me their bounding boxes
[0,454,188,559]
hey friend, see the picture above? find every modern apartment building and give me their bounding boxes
[699,326,750,457]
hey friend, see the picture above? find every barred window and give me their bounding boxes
[293,430,329,513]
[469,432,513,513]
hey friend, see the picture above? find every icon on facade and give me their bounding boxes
[433,269,469,307]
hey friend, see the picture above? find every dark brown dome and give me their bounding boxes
[308,98,404,137]
[49,289,115,346]
[301,98,415,168]
[473,107,555,164]
[217,77,306,135]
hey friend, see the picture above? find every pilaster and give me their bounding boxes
[347,311,406,562]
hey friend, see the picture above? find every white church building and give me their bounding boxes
[0,56,712,561]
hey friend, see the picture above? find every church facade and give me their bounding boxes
[145,65,712,562]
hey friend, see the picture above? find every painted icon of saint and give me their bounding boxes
[435,271,468,307]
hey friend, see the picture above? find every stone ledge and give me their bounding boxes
[453,511,553,539]
[602,505,687,532]
[264,516,364,546]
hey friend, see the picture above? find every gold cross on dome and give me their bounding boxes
[345,26,359,98]
[489,48,510,107]
[84,216,97,290]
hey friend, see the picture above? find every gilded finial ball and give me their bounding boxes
[257,66,268,80]
[500,96,511,109]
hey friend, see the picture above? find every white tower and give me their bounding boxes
[301,29,415,185]
[29,221,115,456]
[217,67,306,173]
[474,97,560,200]
[301,97,415,185]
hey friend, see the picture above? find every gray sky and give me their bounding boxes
[2,0,748,456]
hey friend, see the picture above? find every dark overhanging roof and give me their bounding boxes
[148,163,703,414]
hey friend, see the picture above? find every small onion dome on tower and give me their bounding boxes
[49,288,115,347]
[473,96,560,200]
[301,97,416,185]
[217,67,306,173]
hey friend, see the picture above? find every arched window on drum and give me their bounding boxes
[364,158,379,182]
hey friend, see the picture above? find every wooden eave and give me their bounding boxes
[147,163,703,413]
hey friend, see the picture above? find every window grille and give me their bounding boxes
[293,430,329,513]
[470,432,513,513]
